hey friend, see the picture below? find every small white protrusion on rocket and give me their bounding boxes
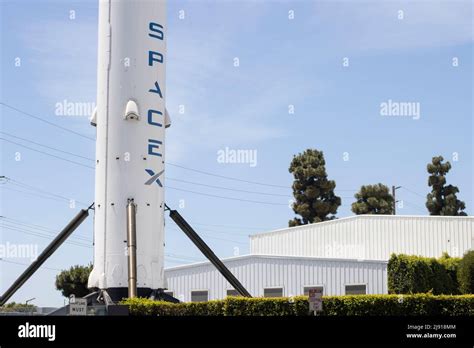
[125,100,140,120]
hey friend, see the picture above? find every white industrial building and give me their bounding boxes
[164,215,473,301]
[250,215,474,259]
[165,255,387,302]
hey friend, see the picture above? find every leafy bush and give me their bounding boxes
[439,252,461,292]
[388,254,461,294]
[224,296,297,316]
[123,298,224,316]
[458,250,474,294]
[55,264,93,298]
[122,294,474,316]
[0,302,36,313]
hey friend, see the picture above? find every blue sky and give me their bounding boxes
[1,0,472,307]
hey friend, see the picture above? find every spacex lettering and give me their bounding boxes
[146,21,164,185]
[145,169,164,186]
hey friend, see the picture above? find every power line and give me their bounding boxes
[1,223,92,247]
[3,172,347,211]
[1,113,361,196]
[165,259,191,264]
[0,138,95,169]
[2,186,77,206]
[0,133,287,200]
[167,186,288,206]
[178,221,273,231]
[3,210,247,250]
[194,227,249,237]
[167,178,354,199]
[168,162,358,192]
[0,102,95,141]
[167,177,290,197]
[2,252,210,269]
[193,233,247,245]
[0,131,94,162]
[3,176,277,237]
[403,200,427,213]
[165,253,203,262]
[0,220,231,263]
[0,224,92,248]
[165,218,250,237]
[166,187,351,208]
[167,226,247,245]
[4,173,289,208]
[401,187,426,199]
[0,129,359,197]
[165,257,208,265]
[3,177,90,207]
[1,217,93,243]
[396,187,427,213]
[0,131,356,208]
[167,162,289,189]
[0,258,62,272]
[2,186,90,210]
[165,217,251,236]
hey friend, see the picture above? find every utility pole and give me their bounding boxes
[392,186,401,215]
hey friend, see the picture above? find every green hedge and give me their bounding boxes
[122,294,474,316]
[0,302,36,313]
[458,250,474,294]
[439,253,462,292]
[121,298,225,316]
[388,253,461,294]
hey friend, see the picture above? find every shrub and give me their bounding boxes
[123,297,224,316]
[458,250,474,294]
[122,294,474,316]
[224,296,298,316]
[0,302,36,313]
[55,264,93,298]
[388,254,460,294]
[439,252,461,293]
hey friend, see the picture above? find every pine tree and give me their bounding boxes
[351,183,394,215]
[289,149,341,226]
[55,264,93,298]
[426,156,466,216]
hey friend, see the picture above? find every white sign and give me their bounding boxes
[308,288,323,312]
[69,298,87,316]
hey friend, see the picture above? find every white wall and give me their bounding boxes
[164,255,387,302]
[250,215,474,260]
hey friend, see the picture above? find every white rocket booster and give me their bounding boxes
[88,0,169,298]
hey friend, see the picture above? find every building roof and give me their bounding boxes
[249,214,474,238]
[164,253,387,271]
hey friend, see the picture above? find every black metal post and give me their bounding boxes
[167,206,251,297]
[0,206,91,306]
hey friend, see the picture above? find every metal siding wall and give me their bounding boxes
[164,256,387,301]
[249,216,473,260]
